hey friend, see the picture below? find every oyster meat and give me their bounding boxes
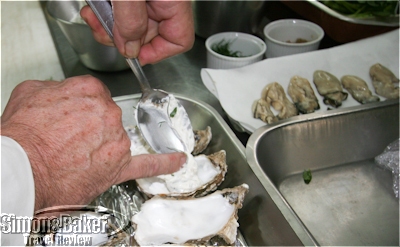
[341,75,380,104]
[287,75,320,114]
[136,150,227,198]
[253,82,298,124]
[132,184,249,246]
[313,70,348,108]
[253,98,278,124]
[369,63,399,99]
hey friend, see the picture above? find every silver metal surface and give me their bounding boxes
[192,1,267,38]
[46,0,128,72]
[86,0,189,153]
[247,99,400,246]
[113,94,309,246]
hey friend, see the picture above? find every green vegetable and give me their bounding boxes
[211,39,244,57]
[320,0,398,18]
[303,169,312,184]
[170,107,177,118]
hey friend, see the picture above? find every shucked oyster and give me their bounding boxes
[253,82,298,124]
[136,150,227,198]
[313,70,348,108]
[369,63,399,99]
[287,75,320,114]
[341,75,380,104]
[132,184,249,246]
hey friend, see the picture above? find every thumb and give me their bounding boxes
[117,152,187,183]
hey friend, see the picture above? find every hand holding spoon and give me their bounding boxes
[86,0,192,153]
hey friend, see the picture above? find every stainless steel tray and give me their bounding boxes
[246,99,399,246]
[113,94,308,246]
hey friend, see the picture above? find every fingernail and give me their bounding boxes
[125,41,140,58]
[179,153,187,166]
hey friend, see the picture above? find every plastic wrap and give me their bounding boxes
[375,139,399,198]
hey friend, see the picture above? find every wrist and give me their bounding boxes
[1,122,50,212]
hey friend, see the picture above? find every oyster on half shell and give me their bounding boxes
[136,150,227,198]
[132,184,249,246]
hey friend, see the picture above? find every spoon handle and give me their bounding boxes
[86,0,152,94]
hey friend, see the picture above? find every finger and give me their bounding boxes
[111,0,148,58]
[138,2,194,65]
[80,6,115,46]
[117,152,187,182]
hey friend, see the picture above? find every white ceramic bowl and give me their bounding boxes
[263,19,324,58]
[205,32,266,69]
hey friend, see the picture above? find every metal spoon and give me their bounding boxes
[86,0,188,153]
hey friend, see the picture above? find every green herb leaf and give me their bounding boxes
[303,169,312,184]
[211,39,244,57]
[321,0,398,18]
[170,107,177,118]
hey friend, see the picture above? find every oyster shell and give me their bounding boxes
[341,75,380,104]
[127,126,212,156]
[287,75,320,114]
[192,126,212,155]
[132,184,249,246]
[253,82,298,124]
[136,150,227,198]
[369,63,399,99]
[313,70,348,108]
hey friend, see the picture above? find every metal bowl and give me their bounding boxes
[46,0,128,72]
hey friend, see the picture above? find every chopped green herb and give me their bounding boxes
[303,169,312,184]
[211,39,244,57]
[170,107,177,118]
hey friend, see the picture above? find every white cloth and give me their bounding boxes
[1,136,35,246]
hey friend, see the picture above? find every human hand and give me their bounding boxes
[81,1,195,66]
[0,75,186,212]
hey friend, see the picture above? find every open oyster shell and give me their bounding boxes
[193,126,212,155]
[132,184,249,246]
[136,150,227,198]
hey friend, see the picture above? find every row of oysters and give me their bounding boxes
[253,63,399,124]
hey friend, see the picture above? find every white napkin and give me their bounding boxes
[201,29,399,133]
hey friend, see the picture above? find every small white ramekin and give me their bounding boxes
[263,19,324,58]
[205,32,266,69]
